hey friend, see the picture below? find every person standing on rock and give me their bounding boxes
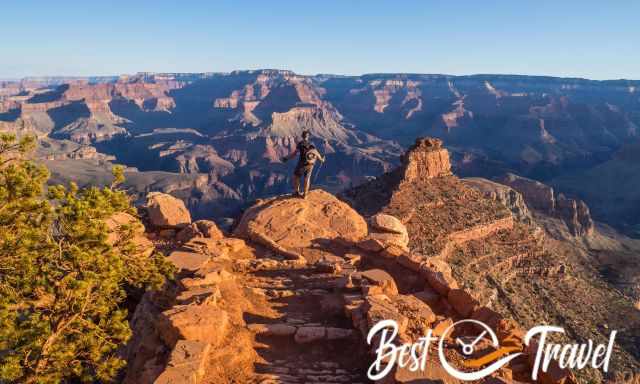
[281,130,325,198]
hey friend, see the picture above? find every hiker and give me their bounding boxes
[281,130,325,198]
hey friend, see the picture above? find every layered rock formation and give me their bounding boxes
[343,137,640,382]
[2,71,639,233]
[400,137,452,181]
[499,173,594,237]
[462,177,534,225]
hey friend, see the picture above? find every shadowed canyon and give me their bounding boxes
[2,70,639,235]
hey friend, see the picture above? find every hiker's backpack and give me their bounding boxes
[298,141,319,166]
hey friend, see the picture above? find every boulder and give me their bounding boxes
[233,190,367,262]
[105,211,145,241]
[398,252,424,272]
[432,317,454,337]
[359,269,399,296]
[368,231,409,250]
[146,192,192,228]
[370,214,407,235]
[167,251,210,273]
[194,220,224,239]
[154,340,211,384]
[315,255,344,274]
[181,237,245,258]
[420,259,458,296]
[157,305,229,348]
[496,319,525,346]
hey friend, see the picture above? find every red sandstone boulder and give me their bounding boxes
[363,295,409,335]
[146,192,192,228]
[359,269,399,296]
[391,294,437,329]
[233,190,367,261]
[166,250,210,273]
[368,231,409,250]
[193,219,224,239]
[471,306,503,330]
[157,305,229,348]
[370,213,407,235]
[154,340,211,384]
[420,259,459,295]
[175,286,221,306]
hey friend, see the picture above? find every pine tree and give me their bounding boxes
[0,134,173,383]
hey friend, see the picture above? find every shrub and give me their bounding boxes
[0,134,172,383]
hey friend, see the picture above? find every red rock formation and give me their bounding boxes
[400,137,452,181]
[499,173,555,212]
[498,173,594,236]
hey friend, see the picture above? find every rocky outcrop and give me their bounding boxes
[401,137,452,181]
[556,193,595,237]
[498,173,555,212]
[498,173,594,236]
[153,340,211,384]
[124,223,252,384]
[145,192,192,228]
[233,189,368,261]
[362,213,410,251]
[463,177,534,225]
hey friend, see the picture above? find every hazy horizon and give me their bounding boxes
[2,70,640,82]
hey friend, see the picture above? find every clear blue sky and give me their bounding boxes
[2,0,638,80]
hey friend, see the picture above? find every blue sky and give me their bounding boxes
[1,0,638,80]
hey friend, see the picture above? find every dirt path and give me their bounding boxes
[237,249,372,384]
